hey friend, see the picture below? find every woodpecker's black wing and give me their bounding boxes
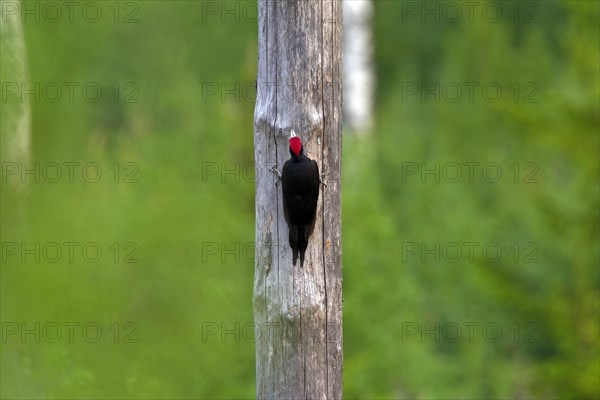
[281,155,320,266]
[302,158,320,236]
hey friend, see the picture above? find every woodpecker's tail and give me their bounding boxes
[292,247,299,266]
[289,225,299,266]
[299,249,305,267]
[298,225,310,267]
[290,225,310,267]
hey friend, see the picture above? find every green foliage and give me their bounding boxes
[1,1,598,399]
[344,1,598,398]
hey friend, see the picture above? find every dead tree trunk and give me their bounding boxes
[253,0,343,399]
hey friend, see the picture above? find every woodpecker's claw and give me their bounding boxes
[271,165,282,178]
[320,172,329,188]
[270,165,282,185]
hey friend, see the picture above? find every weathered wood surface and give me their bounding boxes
[253,0,343,398]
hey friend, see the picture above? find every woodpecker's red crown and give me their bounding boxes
[290,136,302,157]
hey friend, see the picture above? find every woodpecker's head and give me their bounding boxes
[289,130,303,158]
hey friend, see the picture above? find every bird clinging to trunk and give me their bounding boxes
[281,131,320,267]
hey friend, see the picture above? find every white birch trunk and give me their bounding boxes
[343,0,374,134]
[1,0,31,166]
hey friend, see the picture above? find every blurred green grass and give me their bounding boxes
[1,1,599,399]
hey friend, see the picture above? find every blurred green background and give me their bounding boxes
[1,0,598,398]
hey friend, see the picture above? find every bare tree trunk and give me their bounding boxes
[1,0,31,166]
[253,0,343,398]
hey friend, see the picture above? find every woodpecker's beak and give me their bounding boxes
[290,130,297,138]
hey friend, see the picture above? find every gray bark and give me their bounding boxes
[253,0,343,398]
[0,0,31,165]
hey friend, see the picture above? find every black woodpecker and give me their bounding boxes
[281,132,320,267]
